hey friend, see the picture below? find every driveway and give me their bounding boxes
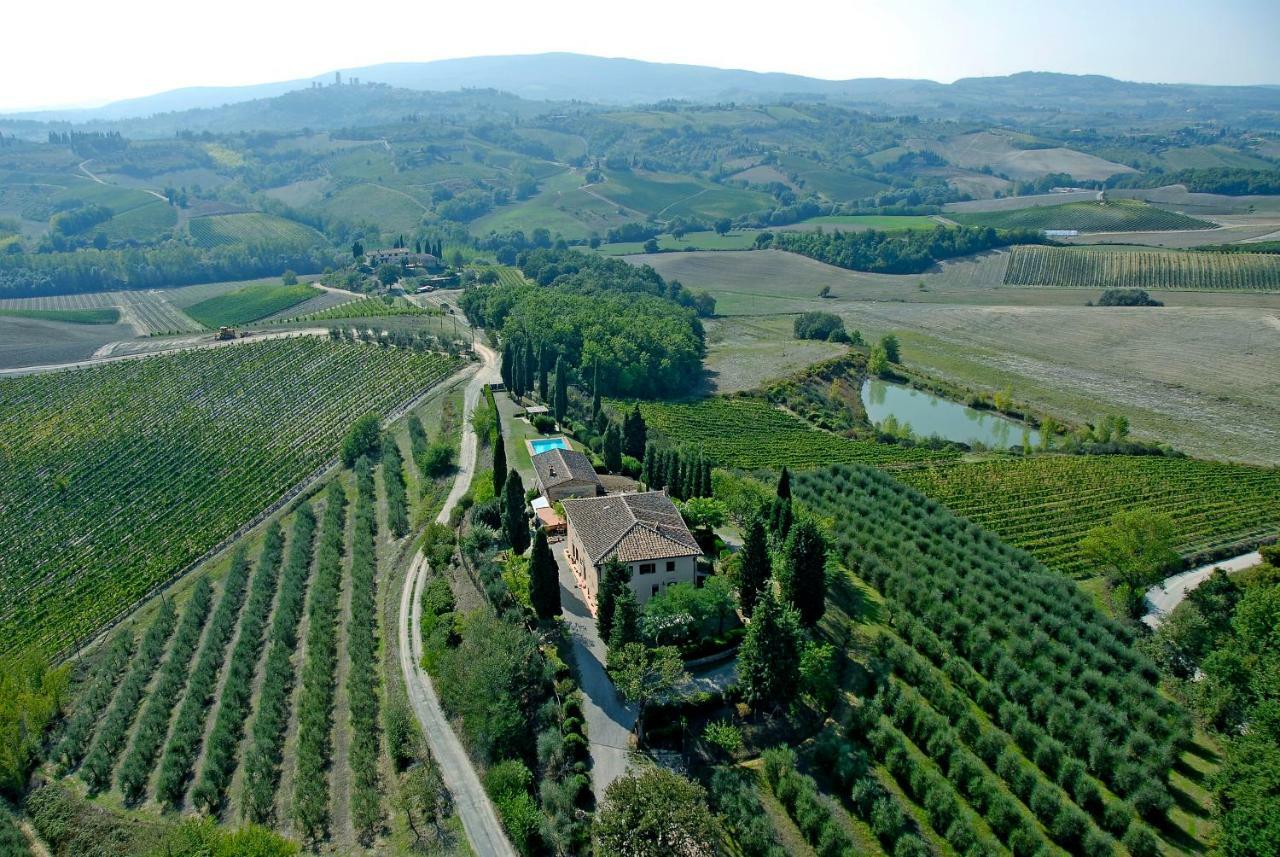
[397,342,516,857]
[551,542,637,799]
[1142,551,1262,629]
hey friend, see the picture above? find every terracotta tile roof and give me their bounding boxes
[533,448,601,491]
[561,491,701,565]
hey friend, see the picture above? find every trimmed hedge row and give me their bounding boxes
[54,630,135,772]
[154,548,252,808]
[116,578,213,804]
[80,600,177,792]
[239,503,317,823]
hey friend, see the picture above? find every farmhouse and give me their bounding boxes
[365,247,442,269]
[561,491,702,609]
[533,447,604,503]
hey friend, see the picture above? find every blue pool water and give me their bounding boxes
[530,437,571,455]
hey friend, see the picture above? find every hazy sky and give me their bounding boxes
[4,0,1278,111]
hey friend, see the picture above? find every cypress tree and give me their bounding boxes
[699,456,713,498]
[503,469,530,554]
[529,529,561,620]
[603,424,623,473]
[769,496,793,540]
[608,587,639,652]
[623,405,647,460]
[666,450,682,499]
[591,362,601,418]
[684,452,700,500]
[739,590,803,712]
[492,426,506,500]
[596,558,630,641]
[523,341,536,401]
[553,356,568,423]
[642,443,659,489]
[537,344,548,401]
[780,518,826,626]
[777,466,791,500]
[739,515,771,617]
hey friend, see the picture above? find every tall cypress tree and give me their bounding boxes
[608,587,639,653]
[603,424,623,473]
[529,529,561,620]
[777,466,791,500]
[699,456,713,498]
[623,405,647,461]
[596,558,630,641]
[503,469,530,554]
[591,361,601,419]
[492,425,506,500]
[642,443,659,489]
[739,590,802,712]
[780,518,826,626]
[523,341,536,401]
[500,340,514,390]
[739,515,771,617]
[537,344,549,402]
[553,356,568,423]
[666,451,682,499]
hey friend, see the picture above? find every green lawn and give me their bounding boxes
[596,230,759,255]
[185,282,322,328]
[0,307,120,325]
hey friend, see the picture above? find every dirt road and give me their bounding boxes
[396,342,515,857]
[1142,551,1262,628]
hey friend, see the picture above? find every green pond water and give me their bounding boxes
[861,379,1040,449]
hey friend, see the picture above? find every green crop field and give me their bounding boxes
[471,171,630,240]
[895,455,1280,578]
[0,307,120,324]
[1004,245,1280,290]
[592,170,771,220]
[278,295,430,322]
[317,183,426,234]
[185,282,322,327]
[639,397,956,469]
[187,212,323,249]
[0,337,458,658]
[951,199,1212,232]
[98,199,177,242]
[782,215,941,231]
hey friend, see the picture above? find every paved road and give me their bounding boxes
[396,342,517,857]
[551,542,638,799]
[1142,551,1262,629]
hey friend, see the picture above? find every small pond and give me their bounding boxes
[860,379,1040,449]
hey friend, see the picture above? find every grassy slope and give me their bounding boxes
[185,283,322,327]
[951,199,1212,232]
[0,307,119,324]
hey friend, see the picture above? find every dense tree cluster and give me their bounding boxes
[793,311,848,342]
[771,225,1044,274]
[0,242,336,300]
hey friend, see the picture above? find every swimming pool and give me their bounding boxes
[529,437,571,455]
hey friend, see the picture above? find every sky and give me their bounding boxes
[3,0,1278,111]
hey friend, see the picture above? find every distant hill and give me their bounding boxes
[8,53,1279,129]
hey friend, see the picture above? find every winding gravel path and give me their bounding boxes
[1142,551,1262,628]
[395,342,515,857]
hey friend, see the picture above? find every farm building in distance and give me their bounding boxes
[365,247,442,269]
[561,491,702,609]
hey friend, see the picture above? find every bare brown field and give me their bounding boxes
[918,132,1134,181]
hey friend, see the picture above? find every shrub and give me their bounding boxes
[1122,824,1161,857]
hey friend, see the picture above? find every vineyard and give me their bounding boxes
[639,397,957,470]
[278,295,431,323]
[187,213,323,249]
[952,199,1212,232]
[1003,245,1280,291]
[0,289,202,335]
[0,337,458,657]
[644,396,1280,578]
[896,455,1280,577]
[794,464,1194,856]
[184,281,321,327]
